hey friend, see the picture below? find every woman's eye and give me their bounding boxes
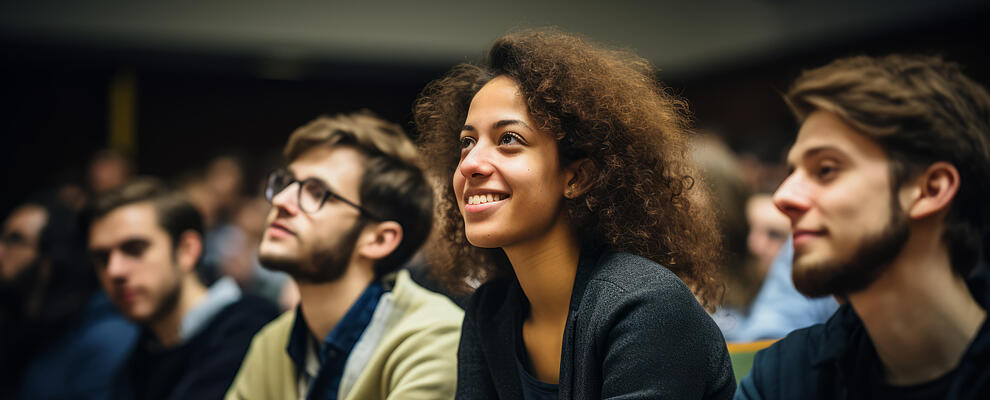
[498,132,522,146]
[459,136,476,149]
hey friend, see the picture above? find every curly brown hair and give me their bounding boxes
[414,29,723,310]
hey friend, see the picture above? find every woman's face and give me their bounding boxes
[455,76,571,249]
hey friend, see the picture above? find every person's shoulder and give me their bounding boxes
[393,270,464,328]
[582,252,723,345]
[589,251,698,306]
[250,309,296,344]
[743,321,831,399]
[211,295,282,335]
[753,324,822,368]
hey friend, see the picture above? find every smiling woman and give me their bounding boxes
[415,29,734,399]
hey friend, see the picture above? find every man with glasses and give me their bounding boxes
[226,112,462,400]
[86,178,278,400]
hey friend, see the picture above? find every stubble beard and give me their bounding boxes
[259,220,365,284]
[143,271,183,327]
[792,200,910,298]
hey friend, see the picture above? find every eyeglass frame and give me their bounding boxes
[264,169,383,221]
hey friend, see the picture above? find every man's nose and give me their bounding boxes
[773,174,811,223]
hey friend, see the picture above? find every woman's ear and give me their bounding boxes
[905,161,960,220]
[563,158,597,199]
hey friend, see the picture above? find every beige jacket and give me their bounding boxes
[225,270,462,400]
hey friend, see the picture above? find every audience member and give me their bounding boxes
[746,194,790,276]
[737,54,990,399]
[1,196,137,400]
[415,29,734,399]
[86,178,278,400]
[226,112,462,400]
[690,135,766,339]
[88,149,135,195]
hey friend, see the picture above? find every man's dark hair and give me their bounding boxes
[284,111,433,277]
[87,177,204,253]
[786,54,990,277]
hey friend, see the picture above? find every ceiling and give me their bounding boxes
[1,0,985,78]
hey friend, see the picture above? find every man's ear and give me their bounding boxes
[176,230,203,273]
[562,158,597,199]
[905,162,960,220]
[356,221,403,262]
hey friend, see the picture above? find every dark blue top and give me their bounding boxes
[286,280,385,400]
[736,265,990,400]
[19,292,138,400]
[515,335,559,400]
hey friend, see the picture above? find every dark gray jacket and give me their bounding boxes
[456,251,736,399]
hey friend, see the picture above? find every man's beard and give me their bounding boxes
[144,276,182,327]
[259,220,365,284]
[792,201,910,298]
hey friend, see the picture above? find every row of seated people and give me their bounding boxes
[2,29,989,399]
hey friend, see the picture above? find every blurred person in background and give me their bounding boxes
[737,54,990,399]
[86,178,278,400]
[226,112,462,400]
[690,134,771,340]
[0,195,137,400]
[88,149,135,196]
[219,196,297,310]
[179,154,247,284]
[180,154,298,310]
[746,194,790,276]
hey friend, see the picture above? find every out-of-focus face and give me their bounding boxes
[89,203,183,323]
[773,110,908,296]
[455,76,570,248]
[0,206,47,282]
[746,194,791,275]
[89,157,130,194]
[258,145,366,283]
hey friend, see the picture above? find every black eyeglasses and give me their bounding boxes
[264,169,381,220]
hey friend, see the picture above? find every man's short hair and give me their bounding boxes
[786,54,990,276]
[87,177,204,252]
[284,111,433,277]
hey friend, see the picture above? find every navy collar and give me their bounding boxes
[286,279,385,398]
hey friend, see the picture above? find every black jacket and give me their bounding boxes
[457,251,736,399]
[112,296,278,400]
[736,269,990,400]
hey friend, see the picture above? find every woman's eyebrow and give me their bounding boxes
[493,119,530,130]
[461,119,530,132]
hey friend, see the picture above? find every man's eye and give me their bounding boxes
[304,182,326,199]
[120,240,150,258]
[90,251,110,269]
[816,162,839,180]
[459,136,476,149]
